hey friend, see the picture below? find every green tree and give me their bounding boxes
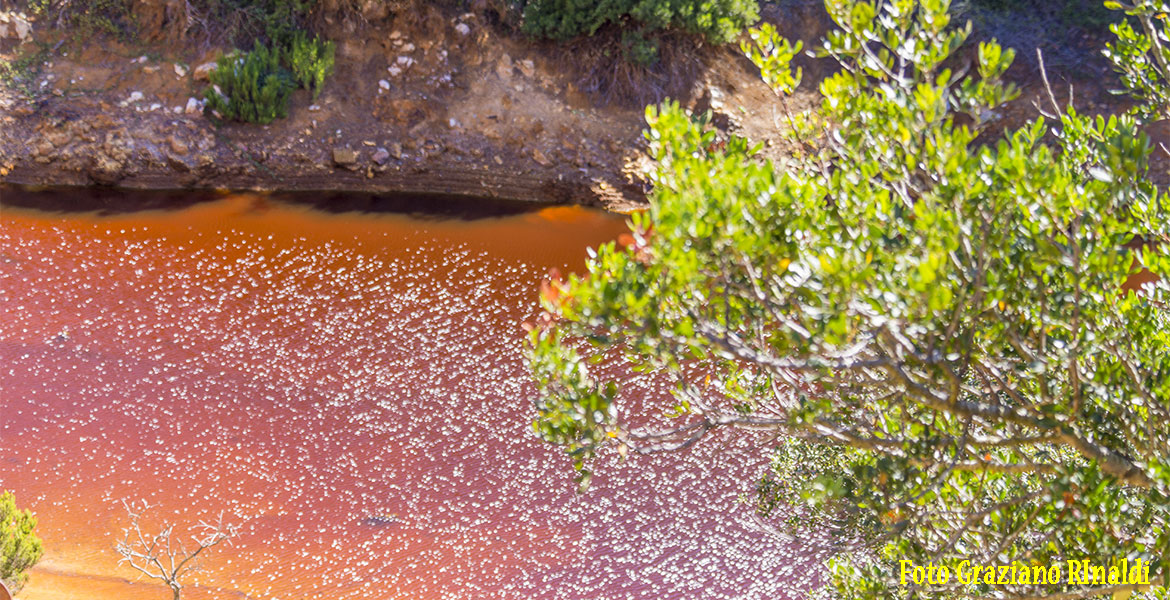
[1,491,44,594]
[526,1,1170,599]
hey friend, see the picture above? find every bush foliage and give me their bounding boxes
[201,3,335,122]
[23,0,136,38]
[514,0,760,63]
[1,491,44,593]
[1105,0,1170,120]
[206,42,294,124]
[527,1,1169,599]
[288,31,335,101]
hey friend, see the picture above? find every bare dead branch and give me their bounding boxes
[115,500,239,600]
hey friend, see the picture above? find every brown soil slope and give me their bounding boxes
[0,3,811,211]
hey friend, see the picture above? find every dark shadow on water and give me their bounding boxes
[0,185,549,221]
[1,185,212,214]
[288,190,544,220]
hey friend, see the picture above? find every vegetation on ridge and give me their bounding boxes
[205,41,295,124]
[513,0,760,64]
[202,4,334,123]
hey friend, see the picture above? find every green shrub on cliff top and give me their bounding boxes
[205,32,336,123]
[25,0,135,39]
[288,31,335,101]
[1,491,44,593]
[201,2,336,123]
[205,42,294,124]
[515,0,759,63]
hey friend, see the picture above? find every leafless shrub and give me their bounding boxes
[114,500,239,600]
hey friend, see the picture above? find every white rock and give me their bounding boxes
[184,97,201,114]
[193,61,217,81]
[0,13,32,41]
[708,85,725,110]
[396,55,414,67]
[389,30,402,39]
[308,104,322,112]
[401,43,415,52]
[173,106,183,113]
[127,91,144,103]
[148,103,162,111]
[378,79,390,90]
[448,118,461,129]
[174,63,188,78]
[137,55,148,63]
[388,65,403,77]
[454,23,470,36]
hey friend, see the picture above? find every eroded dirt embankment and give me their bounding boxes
[0,3,825,212]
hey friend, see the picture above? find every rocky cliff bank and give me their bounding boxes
[1,3,829,211]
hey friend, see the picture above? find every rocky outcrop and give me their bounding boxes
[0,10,32,42]
[0,94,634,206]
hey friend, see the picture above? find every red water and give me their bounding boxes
[0,193,822,599]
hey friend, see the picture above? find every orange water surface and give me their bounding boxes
[1,190,822,599]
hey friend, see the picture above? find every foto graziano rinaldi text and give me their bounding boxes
[900,558,1153,586]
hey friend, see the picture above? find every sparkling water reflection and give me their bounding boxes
[0,192,826,599]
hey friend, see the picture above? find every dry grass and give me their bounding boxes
[543,27,711,107]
